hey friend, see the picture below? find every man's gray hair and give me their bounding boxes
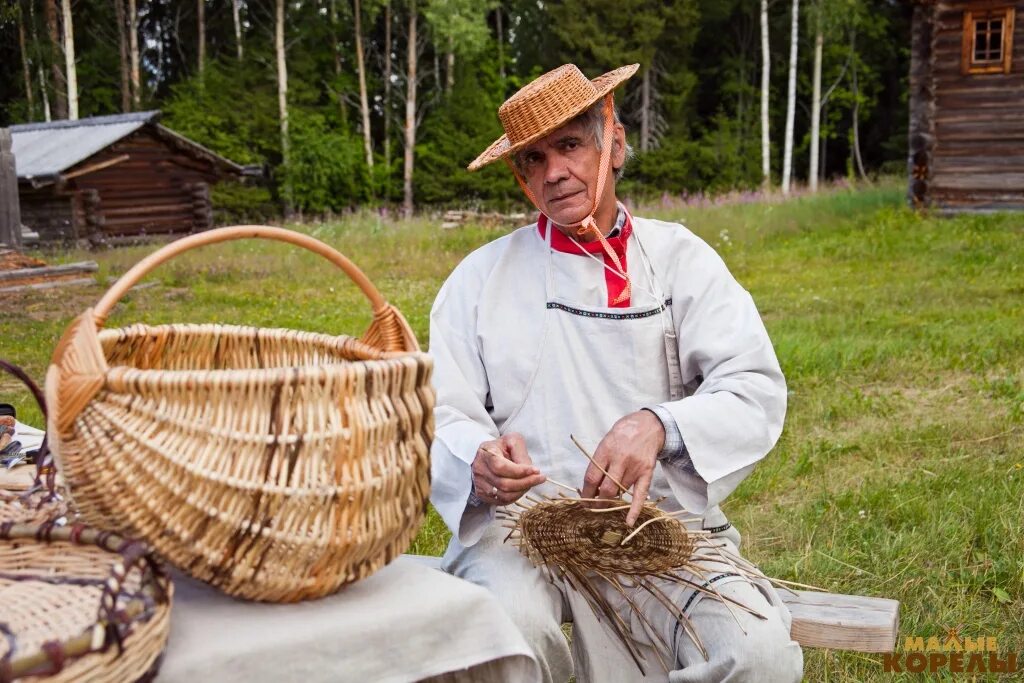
[512,99,635,180]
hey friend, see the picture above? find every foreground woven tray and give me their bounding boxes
[45,226,434,602]
[0,522,172,682]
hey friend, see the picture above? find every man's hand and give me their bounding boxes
[580,410,665,527]
[471,433,546,506]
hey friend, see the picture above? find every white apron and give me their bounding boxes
[497,223,729,532]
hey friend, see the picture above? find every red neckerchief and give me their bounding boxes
[537,210,633,308]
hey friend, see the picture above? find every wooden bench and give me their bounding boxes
[404,555,899,653]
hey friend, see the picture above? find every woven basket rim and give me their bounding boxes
[95,323,431,381]
[98,354,431,385]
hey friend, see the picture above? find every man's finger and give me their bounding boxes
[488,452,539,478]
[580,461,602,499]
[598,460,627,499]
[480,471,546,494]
[501,433,534,468]
[625,472,653,527]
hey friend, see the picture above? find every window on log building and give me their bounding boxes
[962,7,1015,74]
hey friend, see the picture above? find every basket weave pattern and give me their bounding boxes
[515,499,696,576]
[51,322,432,602]
[45,226,434,602]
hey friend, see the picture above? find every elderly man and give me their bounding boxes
[428,63,803,683]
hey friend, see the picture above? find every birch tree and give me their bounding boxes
[760,0,771,187]
[781,0,799,194]
[354,0,374,169]
[402,0,418,218]
[809,0,823,191]
[129,0,140,107]
[232,0,244,60]
[61,0,79,120]
[276,0,293,213]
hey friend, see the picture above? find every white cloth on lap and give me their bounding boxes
[161,556,540,683]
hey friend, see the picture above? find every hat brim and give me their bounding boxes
[467,63,639,172]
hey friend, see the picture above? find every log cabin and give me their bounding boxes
[10,111,247,243]
[910,1,1024,212]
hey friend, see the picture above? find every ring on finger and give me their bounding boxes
[490,485,498,497]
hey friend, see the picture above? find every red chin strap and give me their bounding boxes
[503,93,631,305]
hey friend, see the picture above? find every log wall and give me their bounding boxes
[916,1,1024,211]
[69,129,219,239]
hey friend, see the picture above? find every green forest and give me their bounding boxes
[0,0,912,216]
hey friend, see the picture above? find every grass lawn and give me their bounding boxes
[2,181,1021,680]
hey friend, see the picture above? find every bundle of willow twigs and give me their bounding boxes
[497,435,792,674]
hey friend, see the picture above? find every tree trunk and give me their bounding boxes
[446,34,454,93]
[496,4,504,85]
[354,0,374,169]
[45,0,68,119]
[18,3,35,120]
[115,0,130,111]
[233,0,244,60]
[129,0,140,107]
[61,0,79,120]
[39,64,52,121]
[809,15,822,192]
[434,51,440,95]
[384,0,393,170]
[403,0,417,219]
[640,65,651,152]
[851,41,867,181]
[276,0,293,214]
[759,0,770,187]
[197,0,205,77]
[781,0,799,194]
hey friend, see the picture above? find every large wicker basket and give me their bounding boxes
[44,226,434,602]
[0,522,172,682]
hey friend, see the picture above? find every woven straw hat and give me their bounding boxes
[468,63,639,171]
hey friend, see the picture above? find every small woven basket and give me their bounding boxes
[44,226,434,602]
[0,361,69,527]
[0,522,172,683]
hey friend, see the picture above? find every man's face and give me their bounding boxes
[517,118,625,227]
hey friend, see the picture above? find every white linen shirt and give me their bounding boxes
[429,215,786,546]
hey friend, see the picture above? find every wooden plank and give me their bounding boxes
[780,589,899,653]
[0,261,98,283]
[401,554,899,653]
[0,277,96,294]
[0,128,21,249]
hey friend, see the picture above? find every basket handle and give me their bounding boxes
[93,225,390,326]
